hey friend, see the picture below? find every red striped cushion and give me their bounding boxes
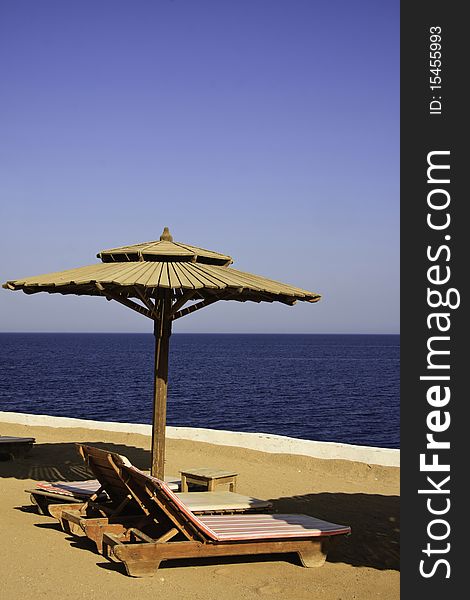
[197,513,351,541]
[35,480,102,497]
[35,473,179,498]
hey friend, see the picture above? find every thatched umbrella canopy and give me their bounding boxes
[3,227,321,477]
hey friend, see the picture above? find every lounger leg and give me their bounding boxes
[30,494,48,515]
[102,533,162,577]
[124,560,161,578]
[297,539,329,568]
[84,523,131,554]
[60,516,84,536]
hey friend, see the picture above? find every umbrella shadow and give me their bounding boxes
[0,441,151,482]
[268,492,399,571]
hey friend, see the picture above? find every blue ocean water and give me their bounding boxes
[0,333,399,449]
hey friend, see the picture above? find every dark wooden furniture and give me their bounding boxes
[0,436,35,460]
[55,445,272,553]
[102,463,351,577]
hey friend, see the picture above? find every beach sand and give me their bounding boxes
[0,421,399,600]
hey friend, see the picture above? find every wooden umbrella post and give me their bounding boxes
[4,226,322,481]
[151,289,172,478]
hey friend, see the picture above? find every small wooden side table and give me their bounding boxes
[180,468,238,492]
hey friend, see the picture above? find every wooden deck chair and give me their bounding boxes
[56,445,272,553]
[52,445,150,552]
[103,463,351,577]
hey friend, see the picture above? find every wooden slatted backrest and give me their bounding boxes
[76,444,137,507]
[118,464,211,542]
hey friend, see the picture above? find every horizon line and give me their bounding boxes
[0,331,400,335]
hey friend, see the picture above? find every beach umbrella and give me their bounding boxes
[3,227,321,477]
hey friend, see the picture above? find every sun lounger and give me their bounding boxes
[55,445,272,553]
[103,463,351,576]
[0,436,35,460]
[26,443,179,515]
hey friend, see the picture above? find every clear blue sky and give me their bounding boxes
[0,0,399,334]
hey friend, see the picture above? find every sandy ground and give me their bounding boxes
[0,421,399,600]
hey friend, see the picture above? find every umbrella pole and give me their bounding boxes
[151,289,172,478]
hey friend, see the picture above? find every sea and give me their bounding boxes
[0,333,399,449]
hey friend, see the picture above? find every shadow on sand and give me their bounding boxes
[0,441,151,482]
[269,492,399,571]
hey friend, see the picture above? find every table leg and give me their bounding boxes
[181,474,188,492]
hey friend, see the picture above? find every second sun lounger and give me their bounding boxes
[56,444,272,552]
[27,480,108,515]
[27,476,181,516]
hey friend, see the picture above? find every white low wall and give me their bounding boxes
[0,411,400,467]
